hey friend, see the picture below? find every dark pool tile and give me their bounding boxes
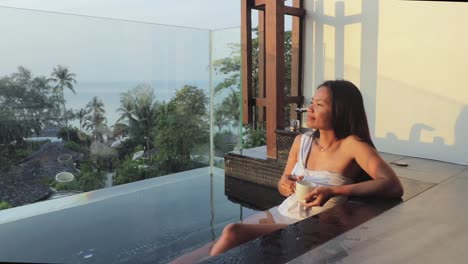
[225,176,284,210]
[201,199,401,264]
[230,146,268,160]
[201,176,434,264]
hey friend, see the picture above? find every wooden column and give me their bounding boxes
[265,0,285,159]
[241,0,304,160]
[241,0,253,124]
[290,0,304,120]
[257,10,266,127]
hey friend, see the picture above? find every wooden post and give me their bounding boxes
[257,10,266,127]
[241,0,304,160]
[241,0,253,124]
[265,0,285,159]
[290,0,304,120]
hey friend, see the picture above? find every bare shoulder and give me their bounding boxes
[294,134,303,142]
[341,135,375,154]
[342,135,367,146]
[291,134,302,150]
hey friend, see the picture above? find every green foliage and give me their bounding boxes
[53,180,81,192]
[113,156,157,185]
[85,96,109,142]
[48,65,77,141]
[76,108,90,131]
[64,141,81,152]
[242,125,266,148]
[48,65,77,95]
[89,141,118,170]
[115,137,140,160]
[117,84,159,151]
[134,145,144,152]
[0,66,61,144]
[0,201,12,210]
[58,127,91,146]
[52,161,105,192]
[212,29,293,131]
[41,175,54,186]
[154,85,209,174]
[0,141,47,170]
[57,127,78,142]
[75,170,105,192]
[214,131,237,154]
[112,123,129,138]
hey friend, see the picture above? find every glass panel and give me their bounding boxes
[0,6,210,208]
[0,6,266,263]
[211,28,242,164]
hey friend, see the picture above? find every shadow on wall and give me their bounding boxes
[309,0,467,165]
[310,0,379,134]
[371,72,468,165]
[375,105,468,165]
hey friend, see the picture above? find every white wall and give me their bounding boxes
[303,0,468,165]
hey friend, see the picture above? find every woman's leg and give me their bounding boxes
[168,241,215,264]
[209,223,287,256]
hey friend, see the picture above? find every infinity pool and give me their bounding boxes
[0,167,275,263]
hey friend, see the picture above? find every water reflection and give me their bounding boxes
[225,175,284,212]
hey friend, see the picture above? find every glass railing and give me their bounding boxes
[0,7,253,264]
[211,27,242,169]
[0,6,245,209]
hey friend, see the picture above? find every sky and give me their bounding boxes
[0,0,241,30]
[0,0,243,81]
[0,1,242,125]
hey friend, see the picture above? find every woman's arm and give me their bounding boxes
[334,136,403,197]
[303,136,403,207]
[277,135,302,197]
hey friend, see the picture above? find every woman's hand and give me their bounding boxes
[301,186,335,207]
[278,175,303,197]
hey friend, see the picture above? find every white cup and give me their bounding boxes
[295,181,317,202]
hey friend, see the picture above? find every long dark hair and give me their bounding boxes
[313,80,375,148]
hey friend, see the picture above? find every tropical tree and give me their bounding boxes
[213,29,292,137]
[154,85,209,173]
[116,91,134,124]
[112,122,129,139]
[85,96,108,142]
[214,105,229,132]
[0,66,59,144]
[117,84,159,152]
[76,108,89,131]
[48,65,77,140]
[223,89,241,131]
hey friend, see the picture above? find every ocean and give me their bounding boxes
[64,79,210,127]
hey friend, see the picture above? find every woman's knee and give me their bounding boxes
[220,223,241,242]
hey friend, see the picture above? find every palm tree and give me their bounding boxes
[48,65,77,140]
[116,91,135,124]
[85,96,107,142]
[223,90,240,132]
[118,84,158,153]
[76,108,89,130]
[132,84,158,153]
[214,105,229,132]
[86,96,105,117]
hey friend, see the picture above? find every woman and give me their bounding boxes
[209,80,403,256]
